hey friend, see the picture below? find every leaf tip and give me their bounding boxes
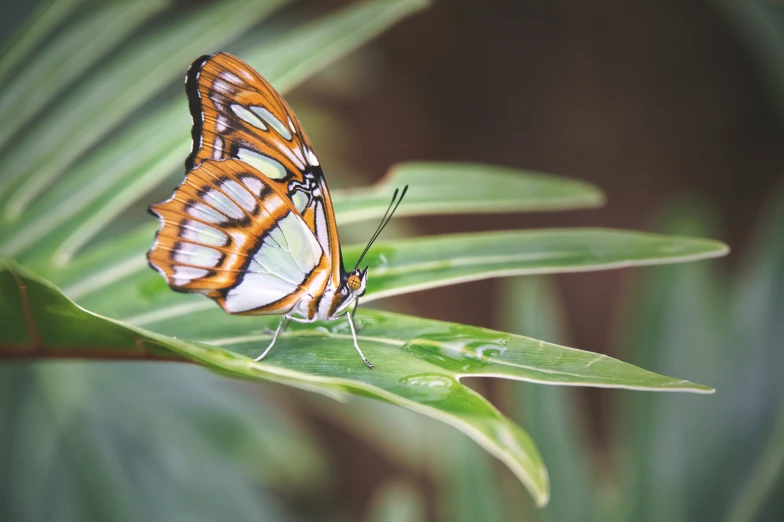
[583,184,607,208]
[672,382,716,394]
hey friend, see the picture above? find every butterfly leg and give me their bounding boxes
[347,312,373,369]
[350,299,365,333]
[255,316,289,362]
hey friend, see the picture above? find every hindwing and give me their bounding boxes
[148,159,331,315]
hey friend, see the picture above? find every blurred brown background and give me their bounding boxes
[289,0,784,513]
[306,0,782,357]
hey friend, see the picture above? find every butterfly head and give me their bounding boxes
[346,267,368,297]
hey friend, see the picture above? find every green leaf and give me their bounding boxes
[354,228,728,302]
[0,261,716,505]
[0,0,85,81]
[0,0,286,218]
[0,362,311,522]
[334,162,604,222]
[0,1,166,149]
[0,102,189,263]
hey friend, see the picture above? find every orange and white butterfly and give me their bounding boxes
[148,53,406,368]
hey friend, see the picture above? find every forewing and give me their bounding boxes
[148,159,330,315]
[186,52,343,286]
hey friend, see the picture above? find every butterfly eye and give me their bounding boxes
[347,274,362,292]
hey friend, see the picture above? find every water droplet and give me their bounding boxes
[472,343,507,359]
[401,374,453,388]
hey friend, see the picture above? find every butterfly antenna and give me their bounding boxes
[354,188,400,270]
[355,185,408,270]
[364,187,402,249]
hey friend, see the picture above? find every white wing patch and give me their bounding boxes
[213,137,224,159]
[291,191,308,213]
[304,147,319,166]
[231,103,268,130]
[251,240,302,285]
[220,179,256,212]
[237,149,287,179]
[251,106,292,140]
[173,243,222,267]
[275,143,305,171]
[215,114,229,133]
[224,211,323,313]
[292,145,306,165]
[240,175,263,196]
[220,71,242,84]
[187,202,225,224]
[224,272,297,313]
[202,188,244,219]
[276,212,321,274]
[180,220,227,246]
[173,266,209,286]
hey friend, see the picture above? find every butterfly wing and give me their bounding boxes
[186,52,343,289]
[148,159,332,316]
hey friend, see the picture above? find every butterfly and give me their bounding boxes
[147,53,406,368]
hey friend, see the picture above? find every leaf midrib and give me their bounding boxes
[203,331,407,349]
[200,331,609,382]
